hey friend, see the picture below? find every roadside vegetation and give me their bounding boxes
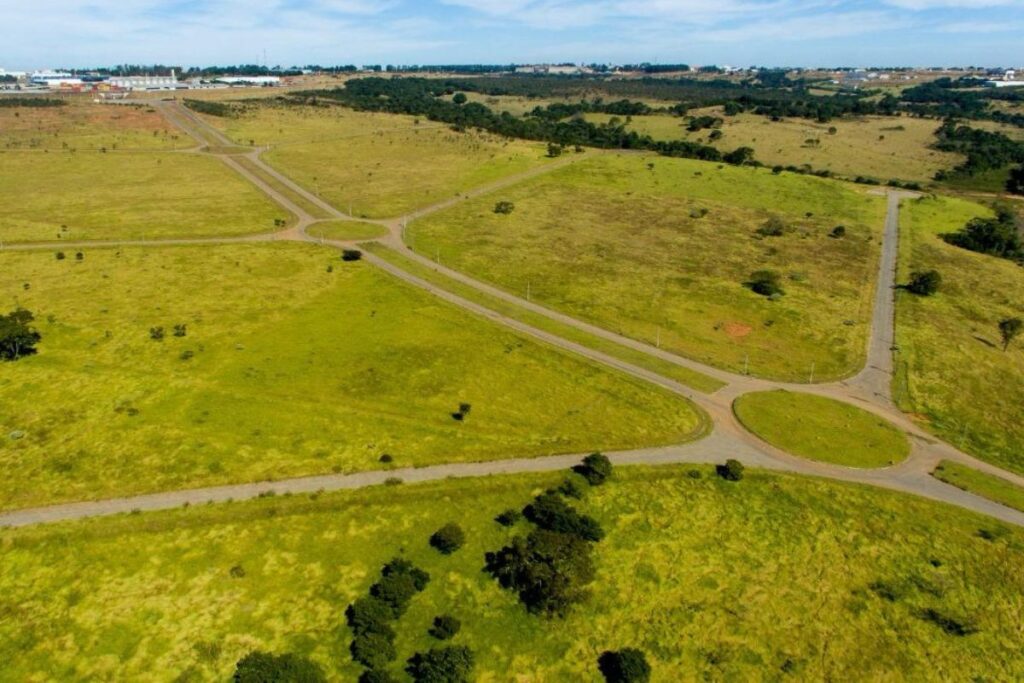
[0,150,284,242]
[895,195,1024,475]
[2,465,1022,680]
[734,390,910,467]
[0,243,702,510]
[932,460,1024,513]
[408,153,887,381]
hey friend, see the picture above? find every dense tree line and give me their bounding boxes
[298,78,755,164]
[932,121,1024,181]
[0,97,65,108]
[182,99,237,118]
[943,209,1023,263]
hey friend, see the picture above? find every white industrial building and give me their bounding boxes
[108,71,182,91]
[30,70,82,87]
[214,76,281,86]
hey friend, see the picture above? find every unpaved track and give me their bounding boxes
[2,101,1023,529]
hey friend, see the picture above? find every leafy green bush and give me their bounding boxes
[523,492,605,542]
[350,632,397,670]
[0,308,41,361]
[906,270,942,296]
[746,270,784,297]
[573,452,613,486]
[428,614,461,640]
[495,509,522,526]
[716,459,745,481]
[598,648,652,683]
[233,650,326,682]
[429,523,466,555]
[406,646,475,683]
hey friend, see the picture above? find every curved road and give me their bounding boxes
[2,101,1022,529]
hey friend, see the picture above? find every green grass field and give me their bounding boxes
[363,242,725,393]
[201,103,552,218]
[2,465,1021,681]
[307,220,388,241]
[585,111,961,183]
[932,461,1024,513]
[894,195,1024,475]
[408,153,887,381]
[734,390,910,467]
[0,101,190,151]
[0,151,286,243]
[0,243,702,510]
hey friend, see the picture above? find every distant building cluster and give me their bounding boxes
[0,68,287,94]
[985,69,1023,88]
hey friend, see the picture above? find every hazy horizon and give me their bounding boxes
[3,0,1023,71]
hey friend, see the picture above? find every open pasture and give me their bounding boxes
[1,465,1021,681]
[0,100,189,151]
[408,153,887,381]
[894,195,1024,474]
[201,102,552,218]
[0,150,285,243]
[586,111,961,183]
[0,243,701,510]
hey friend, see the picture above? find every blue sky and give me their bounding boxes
[3,0,1022,69]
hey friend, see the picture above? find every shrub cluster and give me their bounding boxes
[484,454,613,616]
[345,558,430,676]
[942,209,1023,263]
[233,650,326,682]
[429,523,466,554]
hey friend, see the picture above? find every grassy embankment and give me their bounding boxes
[2,465,1021,681]
[895,195,1024,475]
[0,243,702,510]
[408,153,888,382]
[932,461,1024,513]
[734,390,910,468]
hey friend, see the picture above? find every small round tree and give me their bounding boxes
[999,317,1022,351]
[233,650,326,683]
[598,648,652,683]
[429,523,466,555]
[716,459,745,482]
[906,270,941,296]
[428,615,461,640]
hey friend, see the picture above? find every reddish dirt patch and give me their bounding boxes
[723,322,753,339]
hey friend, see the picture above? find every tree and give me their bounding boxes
[523,492,605,542]
[829,225,846,239]
[233,651,326,683]
[546,142,564,158]
[716,459,745,481]
[429,523,466,554]
[723,146,755,165]
[350,632,397,670]
[756,216,786,237]
[406,646,474,683]
[342,249,363,262]
[452,92,468,105]
[598,648,652,683]
[906,270,941,296]
[1008,164,1024,196]
[484,529,596,615]
[346,596,395,637]
[493,201,515,215]
[573,452,613,486]
[746,270,784,297]
[0,308,42,361]
[429,615,461,640]
[943,212,1022,261]
[495,508,522,526]
[999,317,1022,351]
[359,670,398,683]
